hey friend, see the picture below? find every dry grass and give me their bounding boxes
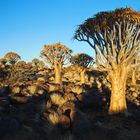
[50,93,67,106]
[48,112,60,125]
[70,85,85,95]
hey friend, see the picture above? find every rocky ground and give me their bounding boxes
[0,79,139,140]
[0,67,140,140]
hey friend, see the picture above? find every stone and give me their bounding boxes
[10,95,31,104]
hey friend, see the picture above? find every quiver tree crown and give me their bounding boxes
[71,53,94,68]
[4,52,21,65]
[74,8,140,71]
[40,42,72,68]
[0,58,7,65]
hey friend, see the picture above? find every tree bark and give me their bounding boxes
[131,70,136,85]
[54,62,62,85]
[109,68,128,114]
[80,68,86,84]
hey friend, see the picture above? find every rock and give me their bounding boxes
[61,101,75,113]
[10,95,31,104]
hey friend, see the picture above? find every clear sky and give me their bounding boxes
[0,0,139,62]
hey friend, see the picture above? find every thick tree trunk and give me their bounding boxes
[131,70,136,85]
[109,68,127,114]
[80,68,86,84]
[54,63,62,85]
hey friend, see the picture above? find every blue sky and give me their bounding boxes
[0,0,139,62]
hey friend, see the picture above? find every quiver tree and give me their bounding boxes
[32,58,40,66]
[71,53,94,84]
[0,58,7,68]
[74,8,140,114]
[15,60,26,68]
[4,52,21,65]
[4,52,21,81]
[40,42,72,84]
[32,58,45,69]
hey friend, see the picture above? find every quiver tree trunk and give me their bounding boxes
[109,68,128,114]
[54,62,62,85]
[131,70,136,85]
[80,68,86,84]
[10,64,16,80]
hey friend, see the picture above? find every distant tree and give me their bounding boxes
[15,60,26,68]
[71,53,94,84]
[4,52,21,65]
[32,58,45,69]
[32,58,40,66]
[37,60,45,69]
[0,58,7,66]
[40,42,72,84]
[74,8,140,114]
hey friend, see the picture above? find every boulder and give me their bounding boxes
[10,95,31,104]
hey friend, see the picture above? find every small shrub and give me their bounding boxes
[50,93,67,106]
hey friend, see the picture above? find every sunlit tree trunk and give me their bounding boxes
[80,68,86,84]
[54,62,62,85]
[109,67,128,114]
[131,70,136,85]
